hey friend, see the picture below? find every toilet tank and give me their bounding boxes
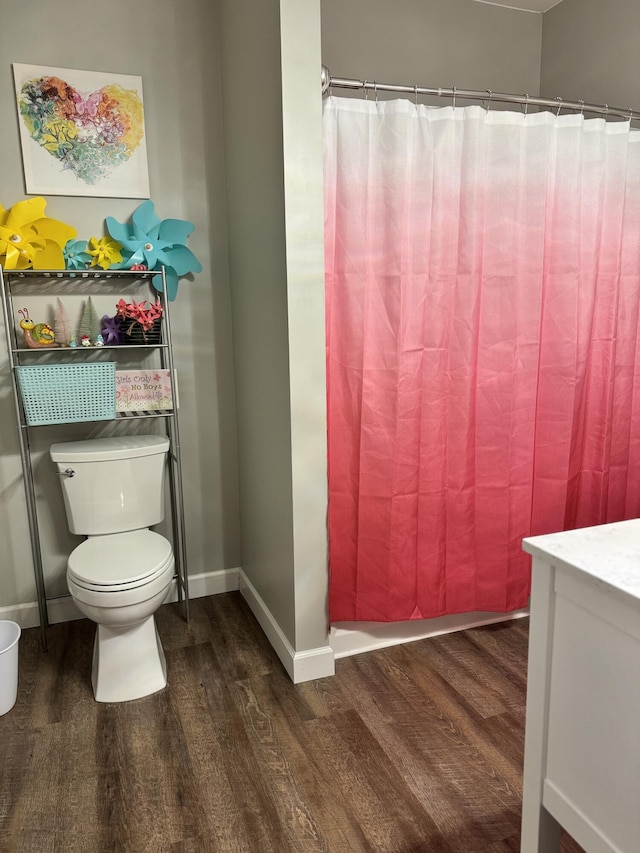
[50,435,170,535]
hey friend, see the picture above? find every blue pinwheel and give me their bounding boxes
[105,200,202,301]
[63,238,92,270]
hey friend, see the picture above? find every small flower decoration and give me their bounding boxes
[100,315,122,345]
[0,196,76,270]
[106,200,201,300]
[87,236,123,270]
[63,238,92,270]
[115,297,163,339]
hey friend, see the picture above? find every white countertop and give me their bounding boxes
[523,518,640,602]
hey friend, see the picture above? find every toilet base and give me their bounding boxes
[92,615,167,703]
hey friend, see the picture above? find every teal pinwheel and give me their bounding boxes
[63,238,92,270]
[105,200,202,300]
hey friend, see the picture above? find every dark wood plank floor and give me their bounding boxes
[0,593,584,852]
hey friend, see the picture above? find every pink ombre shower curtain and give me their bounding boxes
[324,96,640,623]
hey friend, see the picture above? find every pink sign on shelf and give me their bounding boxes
[115,370,177,412]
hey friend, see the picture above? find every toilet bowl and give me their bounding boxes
[67,529,174,703]
[50,436,175,703]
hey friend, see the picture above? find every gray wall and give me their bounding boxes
[541,0,640,109]
[0,0,240,608]
[219,0,329,652]
[218,0,295,642]
[321,0,543,98]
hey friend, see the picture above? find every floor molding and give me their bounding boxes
[330,607,530,659]
[0,568,241,630]
[1,570,526,683]
[238,570,335,684]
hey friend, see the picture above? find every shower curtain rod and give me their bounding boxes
[321,65,640,122]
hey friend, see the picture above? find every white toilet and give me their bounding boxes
[50,435,175,703]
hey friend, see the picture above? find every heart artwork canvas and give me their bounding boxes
[13,64,150,198]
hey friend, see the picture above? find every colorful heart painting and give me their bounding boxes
[17,75,145,186]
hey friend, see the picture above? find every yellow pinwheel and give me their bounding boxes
[0,197,76,270]
[86,236,123,270]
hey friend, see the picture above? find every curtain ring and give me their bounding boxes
[484,89,493,112]
[414,84,419,107]
[523,94,529,116]
[555,96,563,117]
[363,80,368,100]
[452,85,457,108]
[578,98,585,116]
[373,81,378,103]
[603,103,609,117]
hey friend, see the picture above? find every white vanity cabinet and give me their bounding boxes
[521,519,640,853]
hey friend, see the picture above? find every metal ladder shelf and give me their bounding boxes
[0,267,190,651]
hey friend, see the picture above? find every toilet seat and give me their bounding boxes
[67,529,175,609]
[68,529,173,592]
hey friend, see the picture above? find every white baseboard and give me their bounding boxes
[1,568,525,684]
[169,567,240,602]
[0,596,84,629]
[238,570,335,683]
[330,607,530,659]
[1,566,336,685]
[0,567,240,630]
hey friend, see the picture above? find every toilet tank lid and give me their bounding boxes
[50,435,169,462]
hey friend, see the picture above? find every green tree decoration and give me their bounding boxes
[54,297,72,346]
[78,296,101,342]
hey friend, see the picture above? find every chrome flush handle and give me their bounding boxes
[58,468,75,478]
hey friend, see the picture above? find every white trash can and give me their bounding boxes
[0,621,21,716]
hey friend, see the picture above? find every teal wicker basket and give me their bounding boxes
[16,362,117,426]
